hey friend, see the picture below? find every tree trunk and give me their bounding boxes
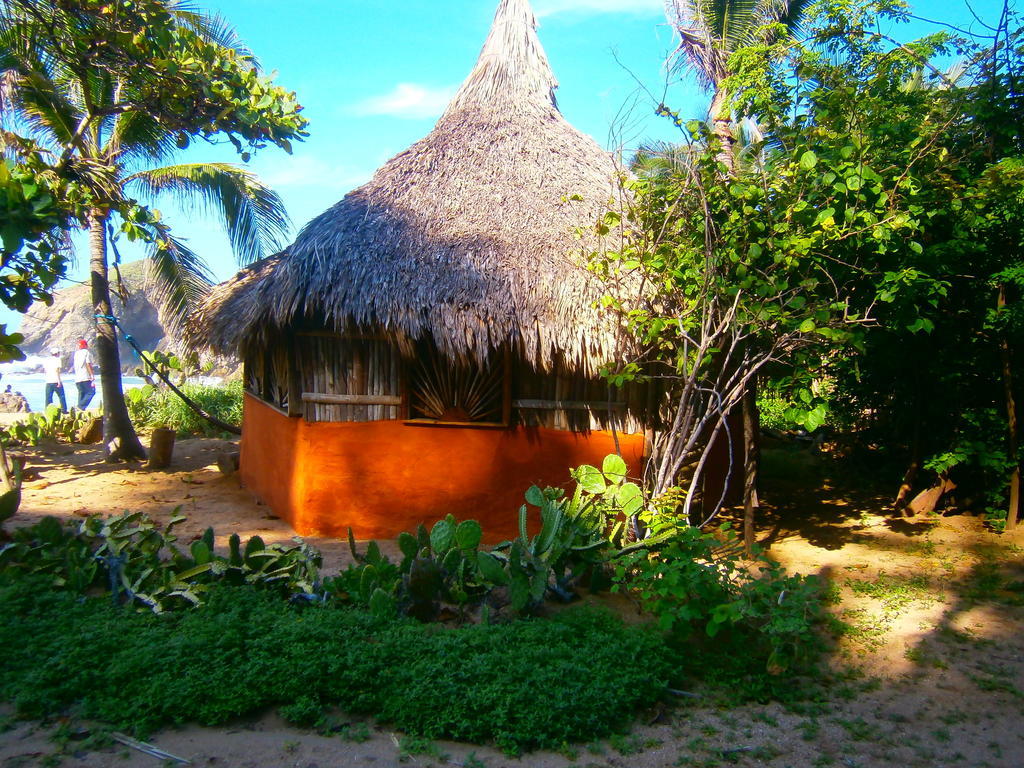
[709,89,736,174]
[89,212,146,462]
[998,284,1020,531]
[742,374,760,556]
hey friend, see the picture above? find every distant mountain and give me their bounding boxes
[19,261,173,370]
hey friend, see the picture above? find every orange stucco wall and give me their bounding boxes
[240,394,647,541]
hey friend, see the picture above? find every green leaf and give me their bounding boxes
[616,482,644,516]
[799,150,818,170]
[369,587,394,618]
[190,540,211,565]
[576,465,606,494]
[398,531,419,560]
[601,454,628,483]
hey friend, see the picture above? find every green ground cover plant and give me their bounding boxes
[0,457,831,751]
[0,576,670,754]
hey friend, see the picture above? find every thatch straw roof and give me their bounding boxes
[192,0,625,374]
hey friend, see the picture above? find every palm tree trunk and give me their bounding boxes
[89,211,147,462]
[709,89,736,174]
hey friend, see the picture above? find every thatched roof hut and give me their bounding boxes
[191,0,658,541]
[194,0,624,375]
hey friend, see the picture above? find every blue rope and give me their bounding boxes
[95,313,142,361]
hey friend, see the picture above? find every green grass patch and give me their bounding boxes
[845,572,935,611]
[0,576,669,754]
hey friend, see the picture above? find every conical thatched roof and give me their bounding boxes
[193,0,624,374]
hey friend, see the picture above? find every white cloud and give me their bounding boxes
[352,83,457,120]
[534,0,663,17]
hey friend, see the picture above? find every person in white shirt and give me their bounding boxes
[43,347,67,412]
[73,339,96,409]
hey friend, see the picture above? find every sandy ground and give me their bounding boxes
[1,436,1023,768]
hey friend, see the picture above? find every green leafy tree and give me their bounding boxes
[0,0,307,460]
[0,154,71,358]
[663,0,813,550]
[806,1,1024,529]
[596,0,966,531]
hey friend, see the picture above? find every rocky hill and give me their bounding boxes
[19,260,199,372]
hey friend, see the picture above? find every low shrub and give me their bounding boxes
[613,520,825,674]
[0,577,670,754]
[125,380,243,437]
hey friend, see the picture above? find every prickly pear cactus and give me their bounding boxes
[406,555,443,622]
[398,531,419,562]
[369,587,395,619]
[477,551,508,586]
[430,514,457,554]
[454,520,482,552]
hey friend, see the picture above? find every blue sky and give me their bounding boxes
[4,0,1013,333]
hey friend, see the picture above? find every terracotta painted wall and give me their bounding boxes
[240,394,647,542]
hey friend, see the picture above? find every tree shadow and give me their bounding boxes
[884,517,939,537]
[751,441,894,551]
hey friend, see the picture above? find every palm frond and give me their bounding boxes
[127,162,290,266]
[5,81,83,149]
[631,140,696,179]
[106,110,180,164]
[666,0,810,87]
[168,2,253,60]
[143,225,213,331]
[769,0,816,40]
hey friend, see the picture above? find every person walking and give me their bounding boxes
[43,347,67,412]
[73,339,96,409]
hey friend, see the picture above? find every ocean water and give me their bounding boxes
[0,355,145,413]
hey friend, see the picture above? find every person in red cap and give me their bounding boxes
[73,339,96,409]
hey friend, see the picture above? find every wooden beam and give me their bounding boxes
[512,399,626,411]
[302,392,402,406]
[286,332,303,417]
[403,419,507,429]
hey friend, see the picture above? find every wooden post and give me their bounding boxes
[999,284,1020,530]
[352,342,367,422]
[399,356,411,420]
[147,428,176,470]
[77,416,104,444]
[287,332,303,418]
[502,345,513,427]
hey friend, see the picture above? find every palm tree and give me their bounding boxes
[1,3,289,460]
[664,0,813,169]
